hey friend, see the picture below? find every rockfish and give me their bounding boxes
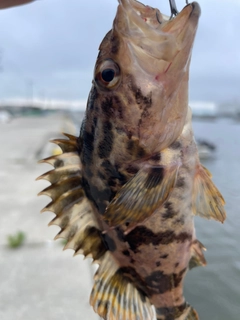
[39,1,226,319]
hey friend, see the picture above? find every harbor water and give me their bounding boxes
[185,118,240,320]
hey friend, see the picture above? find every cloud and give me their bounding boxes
[0,0,239,102]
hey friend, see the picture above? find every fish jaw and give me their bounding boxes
[114,1,200,85]
[94,1,200,153]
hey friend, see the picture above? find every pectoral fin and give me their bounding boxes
[193,165,226,223]
[103,163,179,230]
[189,239,207,270]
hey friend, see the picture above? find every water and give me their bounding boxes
[184,119,240,320]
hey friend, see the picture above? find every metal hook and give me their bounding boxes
[169,0,178,20]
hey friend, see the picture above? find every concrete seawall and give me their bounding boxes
[0,114,99,320]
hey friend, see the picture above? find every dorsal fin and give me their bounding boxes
[192,165,226,223]
[90,252,154,320]
[37,133,106,262]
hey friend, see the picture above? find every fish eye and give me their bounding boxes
[101,69,115,82]
[95,59,120,89]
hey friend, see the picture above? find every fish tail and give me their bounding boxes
[155,303,199,320]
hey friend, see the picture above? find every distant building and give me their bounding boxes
[0,98,87,112]
[190,101,217,118]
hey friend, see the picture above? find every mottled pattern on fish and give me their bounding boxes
[38,1,226,319]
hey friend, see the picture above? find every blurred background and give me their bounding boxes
[0,0,239,319]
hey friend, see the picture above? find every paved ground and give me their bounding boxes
[0,114,99,320]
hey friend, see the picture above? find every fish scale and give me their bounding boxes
[38,1,226,319]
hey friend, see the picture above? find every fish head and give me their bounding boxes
[90,0,201,154]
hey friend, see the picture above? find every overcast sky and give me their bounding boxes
[0,0,239,104]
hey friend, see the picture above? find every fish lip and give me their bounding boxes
[161,2,201,34]
[115,1,201,44]
[191,2,201,18]
[114,1,200,64]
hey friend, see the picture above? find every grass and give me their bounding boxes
[7,231,26,248]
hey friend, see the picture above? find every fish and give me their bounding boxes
[38,1,226,319]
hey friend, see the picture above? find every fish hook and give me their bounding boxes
[169,0,178,19]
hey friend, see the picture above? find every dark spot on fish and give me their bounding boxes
[156,261,161,267]
[111,34,120,54]
[93,116,98,128]
[101,97,114,118]
[108,178,117,187]
[98,121,114,159]
[85,166,93,179]
[86,182,113,215]
[126,165,139,175]
[144,167,164,189]
[162,201,178,220]
[54,159,64,168]
[113,95,124,119]
[77,135,83,151]
[135,88,152,110]
[145,268,187,295]
[175,262,179,268]
[76,226,106,260]
[127,139,146,158]
[176,232,192,243]
[156,302,187,319]
[169,141,181,149]
[145,271,172,293]
[87,86,98,111]
[101,160,118,177]
[115,227,125,242]
[101,160,127,187]
[82,130,95,164]
[126,226,192,252]
[122,250,130,256]
[117,267,147,300]
[98,170,106,180]
[160,254,168,259]
[176,177,185,188]
[135,89,144,106]
[150,153,161,161]
[137,146,146,158]
[102,233,116,252]
[127,139,135,152]
[175,216,185,226]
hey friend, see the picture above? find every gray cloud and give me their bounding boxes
[0,0,239,102]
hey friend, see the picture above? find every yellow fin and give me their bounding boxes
[90,252,154,320]
[103,164,179,230]
[189,240,207,270]
[185,306,199,320]
[38,134,105,262]
[193,165,226,223]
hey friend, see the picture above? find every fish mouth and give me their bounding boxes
[114,0,201,74]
